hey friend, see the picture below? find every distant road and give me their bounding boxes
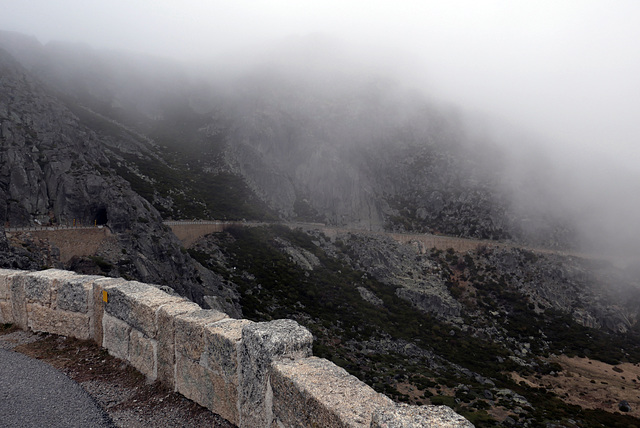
[164,220,266,247]
[6,220,613,263]
[165,220,604,261]
[5,225,104,232]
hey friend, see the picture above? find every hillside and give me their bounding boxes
[188,225,640,426]
[0,41,240,316]
[0,31,576,245]
[1,31,640,427]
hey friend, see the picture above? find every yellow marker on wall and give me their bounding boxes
[102,290,108,303]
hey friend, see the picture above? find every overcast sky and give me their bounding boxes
[1,0,639,163]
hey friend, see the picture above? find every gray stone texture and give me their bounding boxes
[27,303,91,339]
[175,353,217,412]
[202,318,253,425]
[173,308,230,414]
[0,269,29,324]
[174,309,228,361]
[90,277,128,345]
[0,269,19,300]
[24,269,78,307]
[271,356,393,428]
[371,403,474,428]
[0,268,476,428]
[156,300,201,388]
[102,312,131,361]
[10,273,27,329]
[0,301,11,324]
[103,281,183,338]
[18,271,100,339]
[56,274,101,313]
[239,319,313,428]
[129,328,158,381]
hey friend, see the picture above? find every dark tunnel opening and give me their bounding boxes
[95,207,108,225]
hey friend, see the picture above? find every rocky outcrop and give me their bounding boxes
[239,319,314,427]
[329,232,462,320]
[0,47,241,317]
[483,249,639,333]
[273,237,320,271]
[0,47,132,228]
[0,226,45,270]
[394,287,461,320]
[1,30,580,248]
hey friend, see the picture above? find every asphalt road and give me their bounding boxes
[0,348,115,428]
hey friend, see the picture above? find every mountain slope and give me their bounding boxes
[0,31,575,248]
[2,31,640,426]
[0,46,240,316]
[190,224,640,426]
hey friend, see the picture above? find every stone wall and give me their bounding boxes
[0,268,473,428]
[5,227,113,263]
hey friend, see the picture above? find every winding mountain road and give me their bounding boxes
[5,220,619,264]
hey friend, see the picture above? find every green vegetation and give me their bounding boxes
[203,227,516,403]
[195,225,640,427]
[112,148,277,221]
[68,98,278,222]
[67,103,147,144]
[432,247,640,365]
[232,226,512,371]
[292,195,324,223]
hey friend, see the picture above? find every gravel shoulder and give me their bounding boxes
[0,325,235,428]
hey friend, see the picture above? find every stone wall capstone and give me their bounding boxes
[239,319,314,427]
[0,269,474,428]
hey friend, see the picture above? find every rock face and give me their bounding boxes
[222,69,505,234]
[4,30,640,427]
[483,248,639,333]
[11,54,173,231]
[0,226,43,270]
[1,31,577,249]
[0,46,241,316]
[0,47,147,230]
[328,232,462,320]
[213,50,575,247]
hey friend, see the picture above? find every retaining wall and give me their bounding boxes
[0,268,473,428]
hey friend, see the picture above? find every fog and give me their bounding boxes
[2,0,640,258]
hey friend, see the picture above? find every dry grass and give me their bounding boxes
[513,355,640,417]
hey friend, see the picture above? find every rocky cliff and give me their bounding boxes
[0,46,240,316]
[2,30,639,426]
[0,31,576,249]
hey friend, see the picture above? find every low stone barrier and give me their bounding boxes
[0,268,473,428]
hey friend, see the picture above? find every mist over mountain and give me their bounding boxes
[2,25,640,427]
[0,36,241,315]
[1,30,596,249]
